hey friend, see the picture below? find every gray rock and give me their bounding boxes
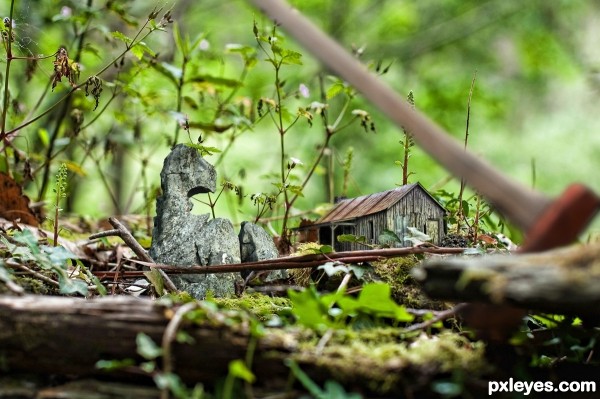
[239,221,287,282]
[161,143,217,198]
[198,218,241,266]
[150,144,241,298]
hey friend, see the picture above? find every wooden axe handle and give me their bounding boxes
[250,0,554,232]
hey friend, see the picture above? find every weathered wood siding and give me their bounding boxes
[348,186,445,250]
[385,186,446,247]
[305,185,446,251]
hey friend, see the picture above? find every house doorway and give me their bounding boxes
[426,219,439,244]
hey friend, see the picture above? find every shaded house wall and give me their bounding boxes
[304,183,446,252]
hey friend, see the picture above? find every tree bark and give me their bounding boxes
[414,243,600,318]
[0,295,287,385]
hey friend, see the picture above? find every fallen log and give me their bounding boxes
[0,294,488,397]
[0,295,287,385]
[414,243,600,318]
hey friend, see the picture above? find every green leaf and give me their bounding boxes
[38,128,49,147]
[432,381,463,397]
[305,244,334,255]
[183,143,222,157]
[288,286,331,330]
[111,31,132,45]
[11,229,40,253]
[173,22,188,58]
[379,229,402,245]
[281,49,303,65]
[150,62,181,85]
[323,380,363,399]
[183,96,199,110]
[225,43,255,56]
[0,235,17,254]
[337,234,366,244]
[95,358,135,371]
[189,33,208,55]
[228,359,256,383]
[358,283,414,321]
[0,263,12,282]
[136,332,163,360]
[64,160,87,177]
[77,259,107,296]
[187,121,233,133]
[326,81,345,99]
[42,245,77,267]
[58,276,88,296]
[140,361,156,373]
[144,269,165,297]
[348,264,371,280]
[286,359,324,397]
[131,42,156,60]
[338,283,414,322]
[461,199,470,216]
[154,372,189,397]
[287,184,304,197]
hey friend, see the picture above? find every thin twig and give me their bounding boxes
[130,247,465,275]
[315,329,334,355]
[337,272,353,293]
[0,262,25,295]
[6,259,60,287]
[161,301,199,399]
[404,303,468,332]
[92,217,179,293]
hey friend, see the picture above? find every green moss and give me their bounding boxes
[214,292,291,321]
[15,276,52,294]
[372,256,448,309]
[291,328,489,395]
[374,255,420,286]
[288,242,325,286]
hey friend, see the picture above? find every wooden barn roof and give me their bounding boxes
[316,183,442,224]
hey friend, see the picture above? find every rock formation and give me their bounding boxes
[150,144,280,298]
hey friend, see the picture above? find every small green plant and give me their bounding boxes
[435,189,497,245]
[0,2,175,219]
[0,229,105,295]
[134,332,205,399]
[286,359,362,399]
[396,91,415,185]
[196,179,242,219]
[253,23,373,250]
[52,163,68,246]
[341,146,354,197]
[337,233,376,249]
[287,282,414,331]
[455,73,477,235]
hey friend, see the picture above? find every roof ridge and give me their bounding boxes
[316,183,426,224]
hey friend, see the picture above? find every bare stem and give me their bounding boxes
[456,71,477,234]
[0,0,16,172]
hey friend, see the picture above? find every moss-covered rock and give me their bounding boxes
[373,255,449,310]
[214,292,291,321]
[292,328,489,396]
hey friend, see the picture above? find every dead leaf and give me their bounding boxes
[0,172,39,226]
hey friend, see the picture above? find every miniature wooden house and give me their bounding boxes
[298,183,446,251]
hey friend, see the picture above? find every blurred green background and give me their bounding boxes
[2,0,599,239]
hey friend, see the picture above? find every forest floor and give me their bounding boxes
[0,214,599,399]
